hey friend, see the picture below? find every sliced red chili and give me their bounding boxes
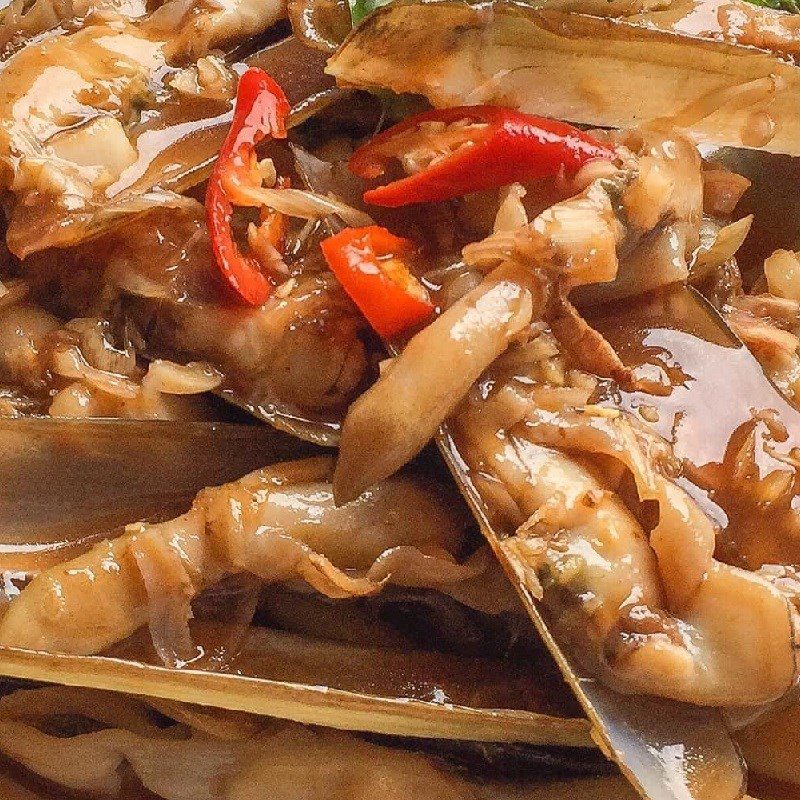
[206,68,290,306]
[321,225,434,339]
[349,105,615,207]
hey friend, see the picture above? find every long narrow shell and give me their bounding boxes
[432,430,748,800]
[0,646,592,747]
[0,421,590,750]
[327,0,800,155]
[0,418,315,574]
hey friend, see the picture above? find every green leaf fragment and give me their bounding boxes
[745,0,800,13]
[348,0,394,25]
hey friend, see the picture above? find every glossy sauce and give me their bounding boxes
[110,36,335,199]
[0,418,301,573]
[110,619,582,717]
[587,284,800,570]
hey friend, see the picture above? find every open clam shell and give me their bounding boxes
[0,635,594,749]
[0,417,315,574]
[432,428,747,800]
[327,0,800,155]
[0,418,597,761]
[432,285,784,797]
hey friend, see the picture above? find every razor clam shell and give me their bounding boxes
[0,417,316,572]
[0,644,593,747]
[361,305,748,795]
[213,387,345,448]
[114,35,347,201]
[112,616,581,721]
[327,0,800,156]
[127,35,355,448]
[368,735,615,779]
[432,429,747,800]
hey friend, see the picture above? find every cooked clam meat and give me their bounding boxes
[0,456,490,660]
[4,0,800,796]
[331,113,800,707]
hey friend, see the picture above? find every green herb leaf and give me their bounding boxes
[348,0,393,26]
[745,0,800,13]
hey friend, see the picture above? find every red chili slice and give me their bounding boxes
[349,105,615,207]
[321,225,434,339]
[206,68,290,306]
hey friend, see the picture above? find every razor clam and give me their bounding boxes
[409,320,750,800]
[0,423,600,754]
[7,33,343,258]
[6,29,371,446]
[0,417,316,574]
[401,277,800,795]
[327,0,800,155]
[434,285,800,797]
[331,302,749,794]
[0,551,595,753]
[0,629,597,748]
[0,453,487,654]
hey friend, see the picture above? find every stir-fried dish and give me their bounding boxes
[5,0,800,797]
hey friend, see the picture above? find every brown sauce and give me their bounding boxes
[111,36,334,199]
[108,620,583,718]
[748,773,800,800]
[586,284,800,570]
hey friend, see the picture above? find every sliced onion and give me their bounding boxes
[691,215,753,283]
[129,530,197,669]
[462,230,518,269]
[65,318,138,377]
[493,184,528,233]
[365,544,485,586]
[51,345,141,400]
[143,360,224,396]
[229,184,373,228]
